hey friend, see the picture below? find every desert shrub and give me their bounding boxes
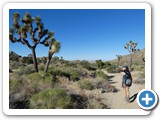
[106,64,120,73]
[78,79,94,90]
[9,79,23,92]
[9,61,24,69]
[15,65,35,75]
[49,68,80,81]
[49,69,70,78]
[30,88,72,109]
[39,64,45,71]
[26,73,53,92]
[105,62,111,67]
[68,62,77,68]
[9,51,21,61]
[132,64,145,71]
[51,56,60,63]
[19,56,33,64]
[96,60,106,69]
[62,60,77,68]
[90,71,96,78]
[79,60,96,71]
[68,70,80,81]
[96,71,108,80]
[69,94,88,109]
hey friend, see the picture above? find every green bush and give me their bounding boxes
[79,60,96,71]
[15,65,35,75]
[26,73,53,91]
[9,51,21,61]
[9,61,22,69]
[106,64,120,73]
[30,88,72,109]
[96,60,106,69]
[39,64,45,71]
[63,61,77,68]
[9,79,23,92]
[68,70,80,81]
[49,69,70,78]
[49,68,80,81]
[20,56,33,64]
[96,71,108,80]
[131,64,145,71]
[78,79,94,90]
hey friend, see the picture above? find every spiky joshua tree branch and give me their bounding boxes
[9,12,59,72]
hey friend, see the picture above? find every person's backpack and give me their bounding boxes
[124,72,132,86]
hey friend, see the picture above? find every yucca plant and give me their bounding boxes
[44,38,61,72]
[9,12,58,72]
[124,40,140,68]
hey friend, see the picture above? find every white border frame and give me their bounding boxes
[3,3,151,115]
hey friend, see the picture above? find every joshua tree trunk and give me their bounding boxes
[44,52,54,72]
[44,58,51,72]
[31,48,39,72]
[130,54,133,68]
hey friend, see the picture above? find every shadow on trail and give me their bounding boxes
[107,75,115,79]
[107,79,117,84]
[129,93,138,103]
[107,75,117,84]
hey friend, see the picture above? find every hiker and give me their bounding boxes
[121,66,132,102]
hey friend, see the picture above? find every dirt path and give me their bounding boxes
[100,71,144,109]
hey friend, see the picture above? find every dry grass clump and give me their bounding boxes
[30,88,72,109]
[78,79,94,90]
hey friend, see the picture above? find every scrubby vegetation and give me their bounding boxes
[9,53,120,109]
[9,46,145,109]
[30,88,72,109]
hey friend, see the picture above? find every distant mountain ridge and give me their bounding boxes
[9,49,145,65]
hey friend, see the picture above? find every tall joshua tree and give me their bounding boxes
[9,12,56,72]
[116,55,122,66]
[124,40,140,68]
[44,39,61,72]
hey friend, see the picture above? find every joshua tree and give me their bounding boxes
[116,55,122,66]
[124,40,140,68]
[9,12,56,72]
[44,39,61,72]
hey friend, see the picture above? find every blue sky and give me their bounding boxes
[9,9,145,61]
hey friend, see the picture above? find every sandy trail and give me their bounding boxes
[100,71,144,109]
